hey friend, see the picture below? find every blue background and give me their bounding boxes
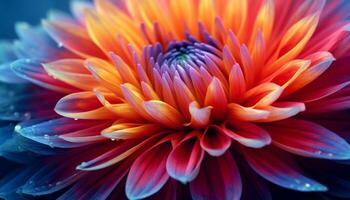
[0,0,71,39]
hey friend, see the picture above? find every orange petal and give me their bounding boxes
[43,59,100,91]
[95,89,143,121]
[85,58,122,95]
[244,82,283,108]
[110,53,140,87]
[228,103,270,122]
[256,102,305,122]
[141,81,160,100]
[102,123,163,139]
[266,14,320,75]
[284,51,335,95]
[264,59,310,89]
[249,0,274,48]
[205,77,228,121]
[143,100,185,130]
[42,19,106,58]
[121,83,153,121]
[223,0,247,38]
[55,91,115,119]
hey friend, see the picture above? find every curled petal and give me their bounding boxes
[285,51,335,95]
[228,103,270,121]
[200,125,231,156]
[55,91,115,119]
[244,82,283,108]
[166,131,204,183]
[256,102,305,122]
[222,121,271,148]
[188,101,212,129]
[95,89,142,121]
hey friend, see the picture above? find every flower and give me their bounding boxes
[1,0,350,199]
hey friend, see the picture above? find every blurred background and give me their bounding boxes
[0,0,71,39]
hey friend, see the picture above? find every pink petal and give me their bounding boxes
[243,147,327,192]
[190,152,242,200]
[55,91,115,119]
[205,77,228,121]
[200,125,231,156]
[222,121,271,148]
[126,141,172,199]
[166,131,204,183]
[256,102,305,122]
[265,118,350,159]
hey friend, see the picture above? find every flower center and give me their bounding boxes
[160,41,220,73]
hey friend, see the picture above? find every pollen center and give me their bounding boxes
[160,41,220,73]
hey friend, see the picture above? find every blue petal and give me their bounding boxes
[16,118,93,148]
[0,166,38,198]
[20,159,84,196]
[0,85,59,121]
[244,147,328,192]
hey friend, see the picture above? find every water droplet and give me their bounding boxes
[25,58,31,63]
[57,42,63,48]
[15,124,21,132]
[74,118,78,121]
[23,112,31,120]
[80,162,88,167]
[305,183,311,188]
[56,181,61,185]
[44,134,49,139]
[111,138,116,141]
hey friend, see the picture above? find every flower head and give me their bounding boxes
[1,0,350,199]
